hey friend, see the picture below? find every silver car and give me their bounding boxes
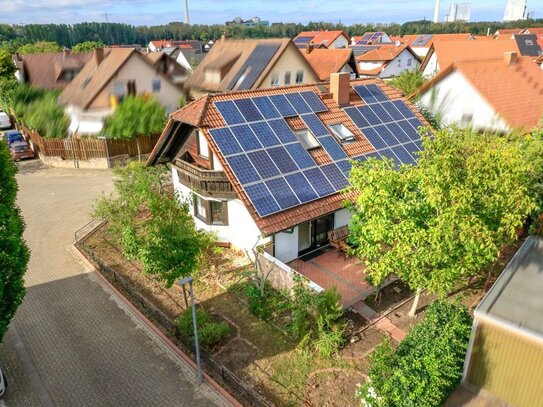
[0,110,11,130]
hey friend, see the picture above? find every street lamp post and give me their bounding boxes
[178,276,202,384]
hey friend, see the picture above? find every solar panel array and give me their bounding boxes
[210,86,425,218]
[356,32,389,45]
[412,34,433,46]
[227,44,280,91]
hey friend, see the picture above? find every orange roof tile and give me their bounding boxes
[356,44,409,62]
[421,39,520,72]
[302,48,353,81]
[419,56,543,131]
[404,33,492,48]
[295,30,350,47]
[151,79,429,234]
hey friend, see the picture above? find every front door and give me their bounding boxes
[297,214,334,256]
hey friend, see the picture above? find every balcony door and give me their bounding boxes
[297,214,334,256]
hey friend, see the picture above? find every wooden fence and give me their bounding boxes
[22,126,160,167]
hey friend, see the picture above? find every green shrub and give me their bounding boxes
[175,307,230,349]
[246,282,271,319]
[24,92,68,138]
[357,301,472,407]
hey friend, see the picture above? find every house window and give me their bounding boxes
[461,113,473,124]
[295,70,304,84]
[271,72,280,86]
[193,195,228,225]
[197,130,209,158]
[127,80,137,95]
[284,71,291,85]
[295,129,320,150]
[328,123,356,142]
[152,79,161,92]
[397,59,402,67]
[407,58,412,66]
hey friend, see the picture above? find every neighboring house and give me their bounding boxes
[184,37,318,98]
[147,73,429,263]
[225,16,270,27]
[351,32,393,45]
[462,236,543,407]
[145,51,188,85]
[13,49,92,90]
[403,33,490,59]
[301,47,357,81]
[354,44,420,79]
[420,39,520,77]
[418,53,543,133]
[293,30,350,49]
[148,40,209,71]
[493,28,524,38]
[59,48,183,135]
[522,27,543,48]
[148,40,173,52]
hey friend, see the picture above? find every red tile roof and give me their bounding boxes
[152,79,429,235]
[356,44,409,62]
[404,33,492,48]
[302,48,354,81]
[294,30,350,47]
[419,56,543,131]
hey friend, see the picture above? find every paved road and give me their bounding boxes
[0,160,230,407]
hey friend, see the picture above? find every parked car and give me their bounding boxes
[0,110,11,130]
[3,130,24,146]
[10,140,35,161]
[0,366,6,398]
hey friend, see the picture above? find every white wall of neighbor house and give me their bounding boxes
[274,228,299,264]
[419,70,510,133]
[65,105,112,135]
[422,52,439,77]
[172,168,269,251]
[380,49,420,78]
[329,36,350,49]
[263,44,318,87]
[411,46,431,59]
[334,208,352,228]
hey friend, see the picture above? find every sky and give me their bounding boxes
[2,0,542,27]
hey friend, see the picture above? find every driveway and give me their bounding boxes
[0,160,230,406]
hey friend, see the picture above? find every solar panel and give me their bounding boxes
[299,91,327,113]
[354,84,388,104]
[285,93,312,115]
[319,136,348,160]
[358,105,382,126]
[408,117,424,131]
[285,172,319,203]
[228,43,280,90]
[381,101,405,121]
[230,124,262,151]
[249,121,280,147]
[294,36,314,44]
[268,94,297,117]
[362,127,388,150]
[246,150,281,178]
[267,146,298,173]
[265,177,300,209]
[391,145,416,165]
[304,168,336,197]
[226,154,261,184]
[392,100,416,119]
[379,148,401,167]
[386,123,411,144]
[364,151,382,160]
[369,103,395,124]
[284,143,316,169]
[268,119,298,143]
[336,160,352,177]
[403,142,421,156]
[413,139,424,151]
[398,121,420,141]
[252,96,282,120]
[209,128,243,156]
[321,163,349,189]
[245,183,280,216]
[215,101,245,125]
[300,113,329,137]
[374,125,400,147]
[234,98,264,123]
[366,84,389,102]
[344,107,371,129]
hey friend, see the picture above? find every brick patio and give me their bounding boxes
[289,249,374,308]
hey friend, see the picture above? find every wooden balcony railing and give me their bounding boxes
[173,158,236,198]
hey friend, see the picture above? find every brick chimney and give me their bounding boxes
[504,51,518,66]
[93,47,104,66]
[62,47,71,59]
[306,43,314,54]
[330,72,350,106]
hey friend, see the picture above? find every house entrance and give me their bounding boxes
[297,214,334,256]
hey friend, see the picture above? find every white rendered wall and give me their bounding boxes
[334,208,352,228]
[172,168,269,251]
[422,52,439,77]
[329,36,349,49]
[274,228,299,264]
[380,49,420,78]
[419,70,510,132]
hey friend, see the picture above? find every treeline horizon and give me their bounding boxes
[1,18,542,50]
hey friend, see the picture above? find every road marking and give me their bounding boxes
[6,325,55,407]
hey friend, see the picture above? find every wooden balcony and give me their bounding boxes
[173,158,237,198]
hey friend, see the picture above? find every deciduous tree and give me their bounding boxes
[348,128,538,316]
[17,41,61,54]
[72,40,104,52]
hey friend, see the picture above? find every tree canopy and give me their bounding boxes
[0,48,15,80]
[24,91,68,138]
[104,95,167,139]
[17,41,62,54]
[72,40,104,52]
[0,138,29,340]
[94,163,214,287]
[388,70,426,97]
[348,127,540,314]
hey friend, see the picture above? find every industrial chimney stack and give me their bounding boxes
[184,0,190,24]
[433,0,441,23]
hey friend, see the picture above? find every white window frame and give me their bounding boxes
[295,70,304,84]
[197,130,209,158]
[407,58,412,66]
[152,78,161,92]
[271,72,280,86]
[295,129,320,150]
[284,71,291,85]
[328,123,356,142]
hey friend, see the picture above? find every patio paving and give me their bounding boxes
[289,249,374,308]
